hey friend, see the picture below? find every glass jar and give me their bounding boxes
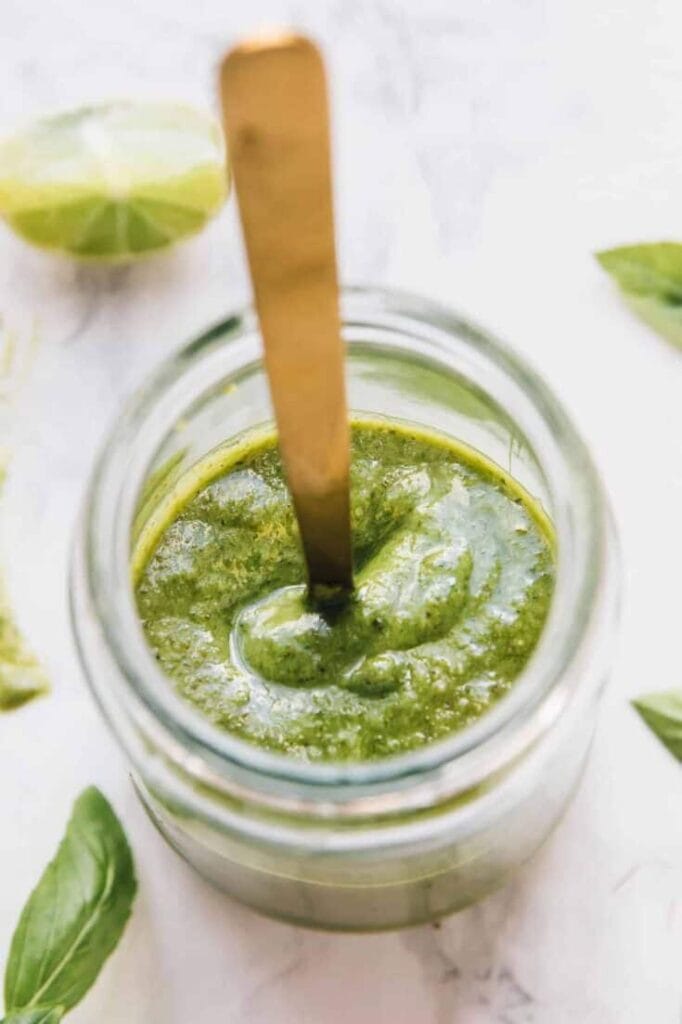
[70,286,619,931]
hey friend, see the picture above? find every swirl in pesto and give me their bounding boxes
[135,421,554,761]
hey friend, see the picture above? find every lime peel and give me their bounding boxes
[0,102,228,261]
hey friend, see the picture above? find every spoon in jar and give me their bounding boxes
[220,32,353,603]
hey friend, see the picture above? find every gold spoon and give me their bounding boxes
[220,33,353,601]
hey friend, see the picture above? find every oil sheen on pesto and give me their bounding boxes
[135,421,554,761]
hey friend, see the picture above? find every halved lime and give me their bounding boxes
[0,102,228,260]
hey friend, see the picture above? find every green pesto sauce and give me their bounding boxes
[134,420,554,761]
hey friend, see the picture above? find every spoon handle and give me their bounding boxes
[221,33,353,596]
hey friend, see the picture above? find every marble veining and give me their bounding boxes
[1,1,681,1022]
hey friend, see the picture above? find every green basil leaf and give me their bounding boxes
[632,690,682,761]
[0,585,49,712]
[596,242,682,348]
[4,787,136,1013]
[0,669,47,712]
[1,1007,64,1023]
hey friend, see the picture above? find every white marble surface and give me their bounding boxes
[1,1,681,1021]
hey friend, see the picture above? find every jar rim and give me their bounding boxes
[75,285,608,804]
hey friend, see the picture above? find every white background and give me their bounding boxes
[1,1,681,1021]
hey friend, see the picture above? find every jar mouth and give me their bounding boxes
[77,285,606,797]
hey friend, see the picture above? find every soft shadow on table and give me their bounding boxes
[234,746,622,1024]
[76,750,607,1024]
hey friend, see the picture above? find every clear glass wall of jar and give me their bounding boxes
[70,287,619,931]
